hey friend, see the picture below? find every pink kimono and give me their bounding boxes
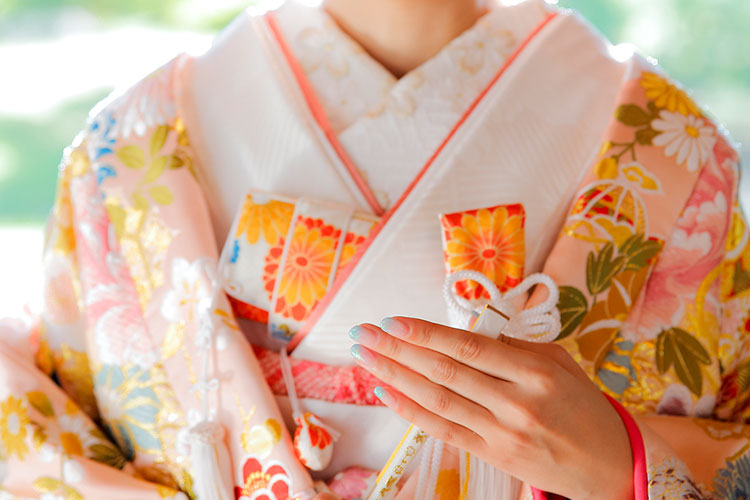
[1,1,748,498]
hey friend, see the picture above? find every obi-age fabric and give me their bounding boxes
[2,0,750,498]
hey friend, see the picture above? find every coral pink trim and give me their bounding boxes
[265,13,385,217]
[255,346,384,405]
[288,11,559,352]
[530,394,648,500]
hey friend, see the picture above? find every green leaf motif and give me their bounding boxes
[143,156,168,184]
[557,286,588,340]
[149,185,174,205]
[619,233,662,272]
[586,241,626,296]
[732,259,750,296]
[615,104,652,127]
[656,327,711,396]
[115,145,145,169]
[150,124,169,157]
[26,391,54,417]
[168,154,184,169]
[89,443,127,469]
[635,127,660,146]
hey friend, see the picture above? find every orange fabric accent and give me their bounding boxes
[440,203,526,300]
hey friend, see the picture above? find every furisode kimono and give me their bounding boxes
[1,0,749,498]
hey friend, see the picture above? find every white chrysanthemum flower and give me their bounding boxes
[652,110,716,172]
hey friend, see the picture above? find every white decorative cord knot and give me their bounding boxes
[443,270,561,343]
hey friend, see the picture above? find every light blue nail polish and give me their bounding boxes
[374,386,386,399]
[380,317,408,338]
[348,325,362,340]
[350,344,364,361]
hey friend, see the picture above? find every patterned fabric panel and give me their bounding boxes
[222,192,378,343]
[440,204,525,303]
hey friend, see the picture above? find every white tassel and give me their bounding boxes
[444,270,560,499]
[188,421,234,500]
[467,455,520,500]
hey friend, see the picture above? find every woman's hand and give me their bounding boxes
[348,317,633,500]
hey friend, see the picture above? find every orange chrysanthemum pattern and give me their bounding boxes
[235,194,295,246]
[441,204,525,300]
[264,217,342,322]
[335,232,368,279]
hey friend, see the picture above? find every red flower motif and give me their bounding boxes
[234,457,292,500]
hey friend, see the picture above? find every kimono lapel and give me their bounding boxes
[536,58,712,377]
[272,0,554,213]
[289,11,636,364]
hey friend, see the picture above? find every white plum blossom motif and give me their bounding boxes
[450,22,515,75]
[296,21,360,78]
[652,110,716,172]
[160,258,215,324]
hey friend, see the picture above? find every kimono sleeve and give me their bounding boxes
[0,143,187,499]
[626,144,750,498]
[35,141,100,421]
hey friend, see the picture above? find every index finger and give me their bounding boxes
[378,317,540,382]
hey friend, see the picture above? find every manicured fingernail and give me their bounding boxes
[374,386,395,406]
[350,344,376,367]
[348,325,378,344]
[380,317,409,339]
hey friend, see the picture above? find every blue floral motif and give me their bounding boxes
[230,239,240,263]
[94,364,162,460]
[713,450,750,500]
[87,110,118,185]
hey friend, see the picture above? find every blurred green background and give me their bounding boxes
[0,0,748,315]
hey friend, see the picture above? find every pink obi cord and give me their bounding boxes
[531,393,648,500]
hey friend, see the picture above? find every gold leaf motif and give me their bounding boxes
[61,484,84,500]
[161,323,186,360]
[26,391,54,417]
[264,418,282,443]
[150,125,169,157]
[132,192,150,213]
[33,477,62,493]
[33,425,47,450]
[116,145,146,169]
[144,156,168,184]
[149,185,174,205]
[595,157,618,180]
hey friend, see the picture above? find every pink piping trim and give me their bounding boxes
[265,13,385,217]
[531,394,648,500]
[288,11,558,352]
